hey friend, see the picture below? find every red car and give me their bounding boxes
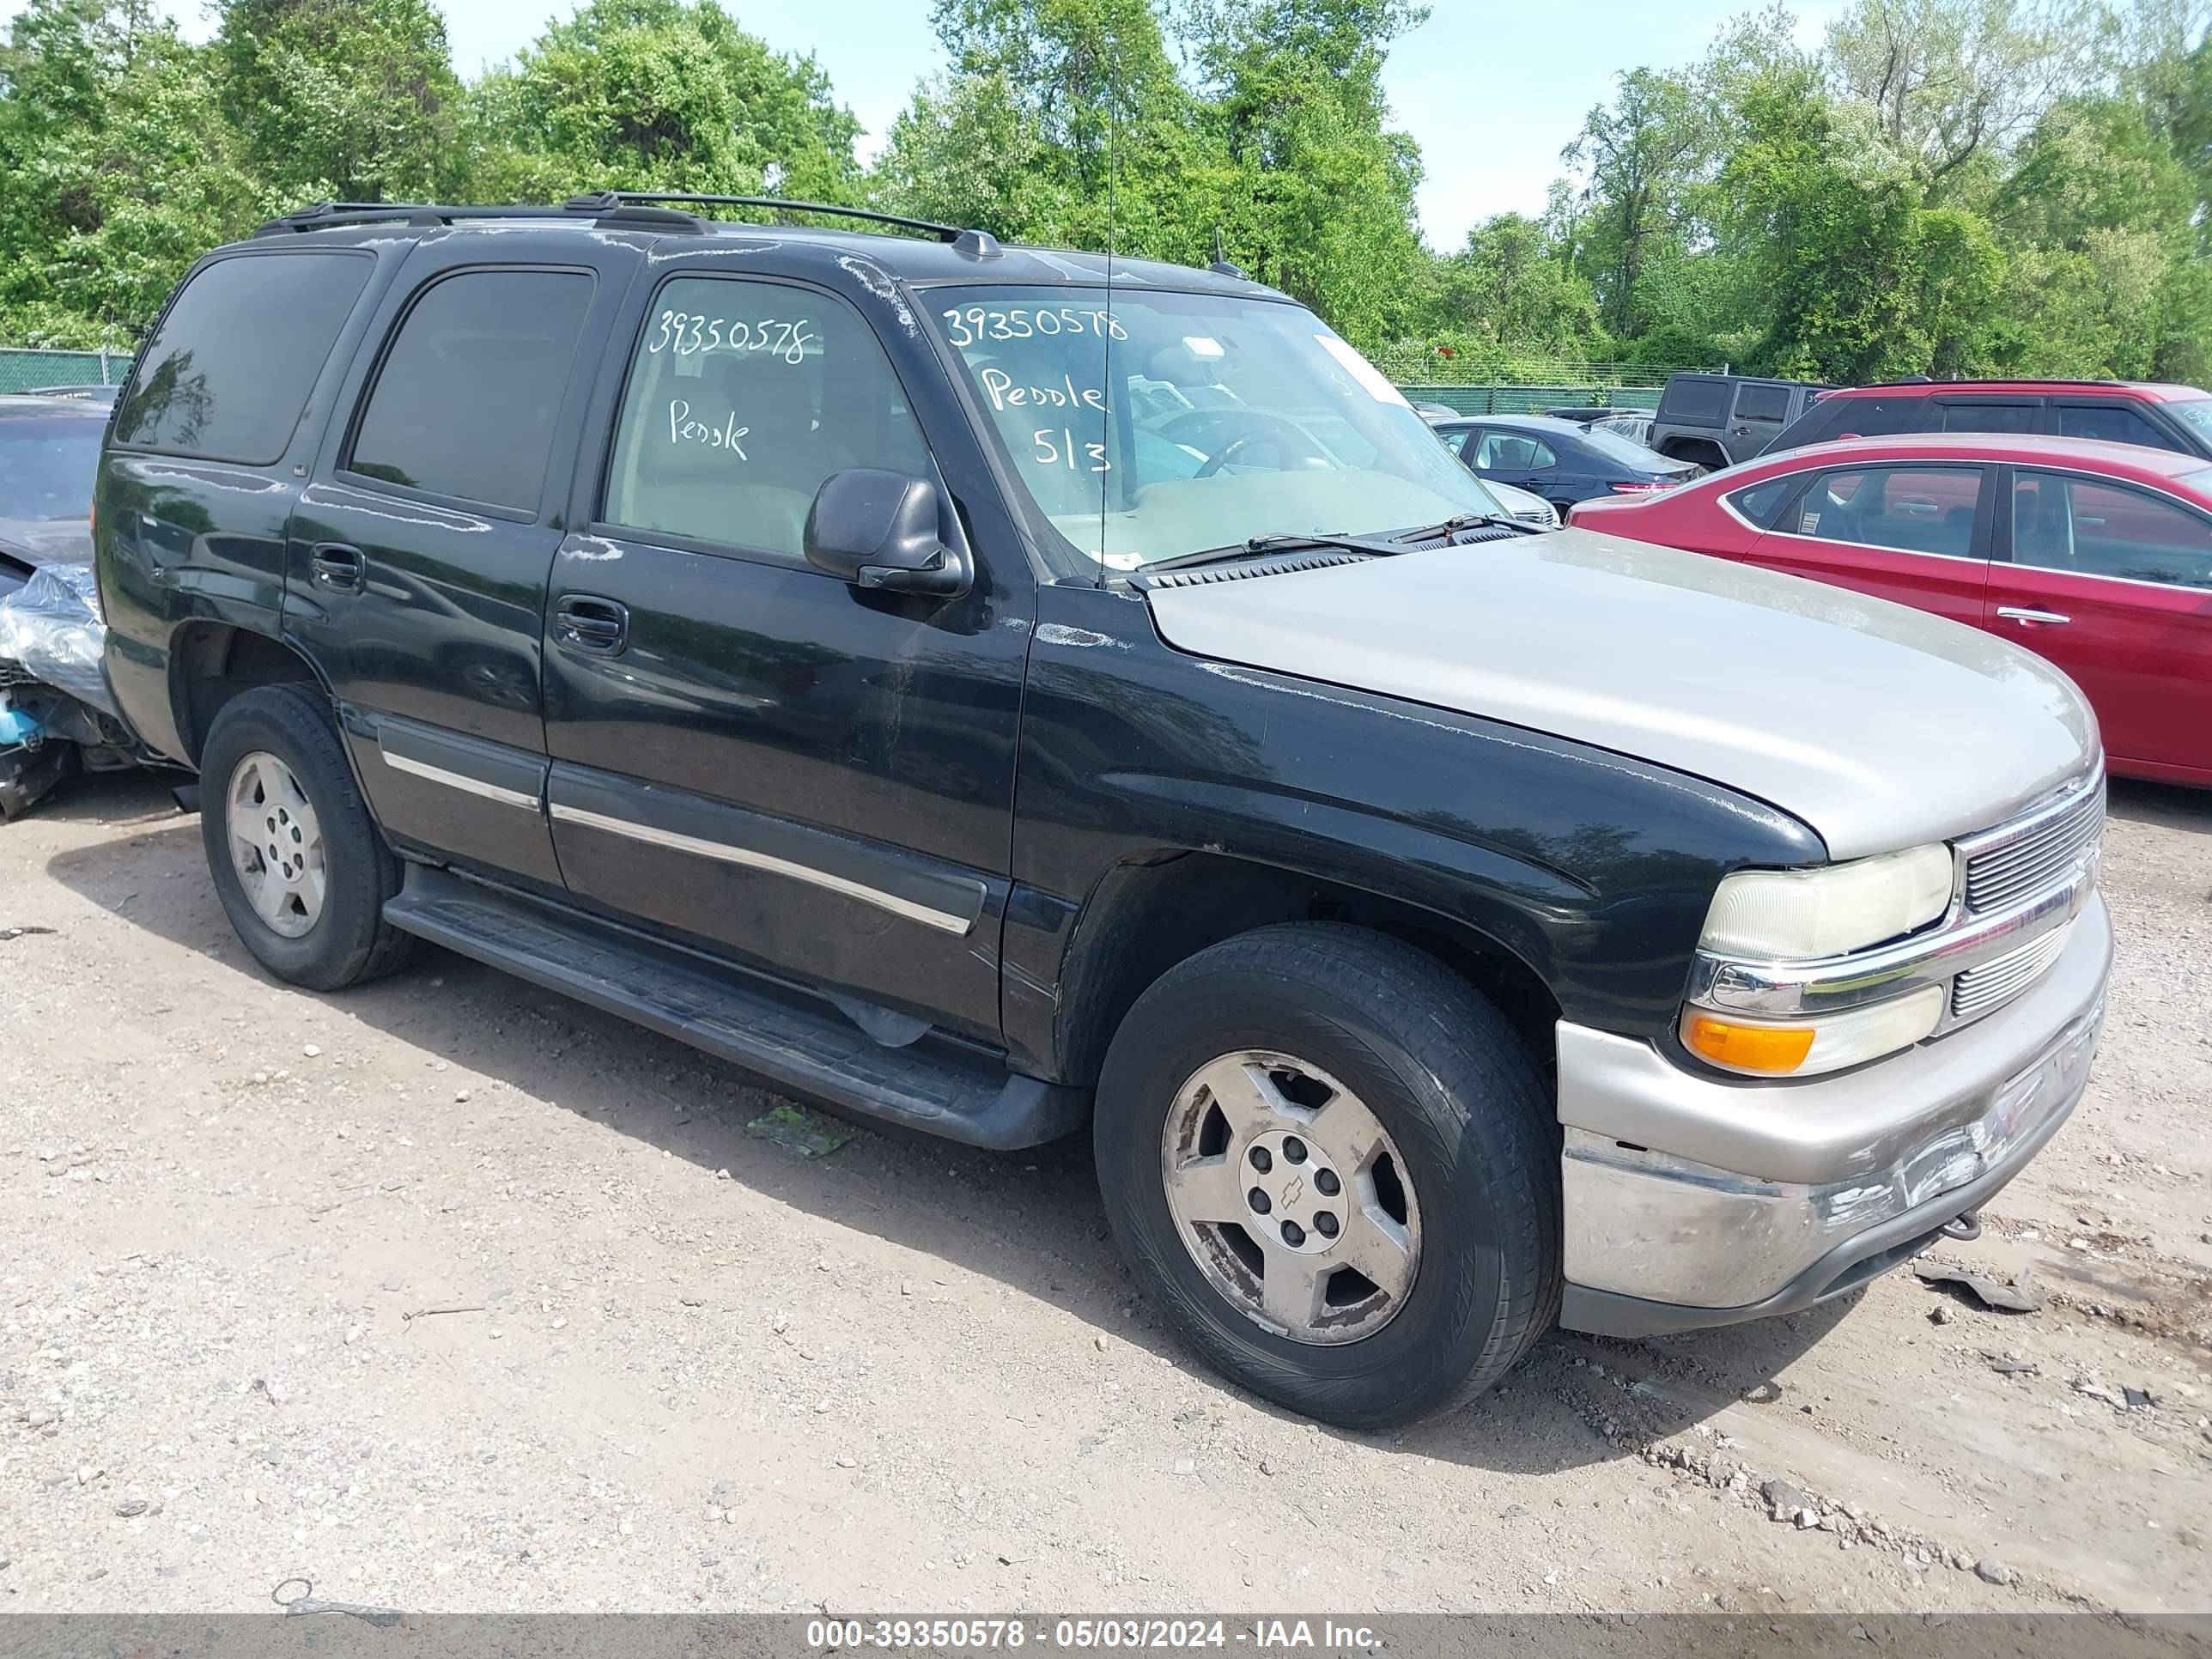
[1569,432,2212,787]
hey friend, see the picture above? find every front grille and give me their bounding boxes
[0,662,33,689]
[1951,922,2074,1020]
[1963,775,2104,914]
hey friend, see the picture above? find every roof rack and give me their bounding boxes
[253,194,1004,257]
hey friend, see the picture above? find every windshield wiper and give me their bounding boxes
[1139,513,1543,581]
[1139,530,1416,575]
[1391,511,1546,542]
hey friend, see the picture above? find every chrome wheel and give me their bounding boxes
[226,750,325,939]
[1158,1051,1421,1346]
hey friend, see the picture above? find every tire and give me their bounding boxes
[199,683,417,992]
[1094,923,1560,1429]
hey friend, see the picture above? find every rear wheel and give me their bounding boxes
[1094,923,1560,1428]
[200,684,416,991]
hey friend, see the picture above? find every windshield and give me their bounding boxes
[1577,424,1674,469]
[2166,398,2212,441]
[0,416,103,520]
[930,286,1502,570]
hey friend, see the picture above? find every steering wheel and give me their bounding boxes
[1193,416,1336,479]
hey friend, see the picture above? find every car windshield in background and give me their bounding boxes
[929,287,1501,569]
[2166,398,2212,441]
[0,416,103,520]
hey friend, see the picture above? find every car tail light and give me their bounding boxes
[1608,481,1674,495]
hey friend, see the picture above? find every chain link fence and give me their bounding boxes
[0,346,133,395]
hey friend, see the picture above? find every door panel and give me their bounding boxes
[540,271,1026,1042]
[286,236,635,888]
[1989,470,2212,773]
[1745,463,1993,626]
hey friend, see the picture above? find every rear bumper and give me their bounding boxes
[1555,892,2110,1336]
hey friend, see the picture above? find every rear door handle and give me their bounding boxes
[309,543,364,592]
[554,594,629,655]
[1996,605,2070,627]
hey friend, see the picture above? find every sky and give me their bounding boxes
[4,0,1849,248]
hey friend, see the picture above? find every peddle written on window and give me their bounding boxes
[930,283,1498,574]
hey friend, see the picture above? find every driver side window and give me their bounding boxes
[603,276,927,562]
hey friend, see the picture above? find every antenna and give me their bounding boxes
[1099,82,1117,587]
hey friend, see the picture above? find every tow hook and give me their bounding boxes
[1941,1210,1983,1243]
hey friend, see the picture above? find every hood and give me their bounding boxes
[1144,528,2096,860]
[0,516,92,568]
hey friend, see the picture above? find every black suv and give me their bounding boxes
[97,197,2110,1426]
[1646,373,1829,470]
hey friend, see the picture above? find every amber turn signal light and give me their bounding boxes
[1683,1013,1816,1073]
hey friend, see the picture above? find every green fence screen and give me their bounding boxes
[0,347,133,395]
[1396,383,1663,416]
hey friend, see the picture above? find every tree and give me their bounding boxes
[0,0,267,344]
[1565,68,1708,337]
[1825,0,2094,189]
[214,0,463,201]
[466,0,860,204]
[1423,214,1607,356]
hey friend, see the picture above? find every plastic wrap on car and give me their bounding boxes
[0,562,119,718]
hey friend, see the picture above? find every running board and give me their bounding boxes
[383,865,1089,1150]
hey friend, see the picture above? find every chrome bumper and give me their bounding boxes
[1557,892,2110,1336]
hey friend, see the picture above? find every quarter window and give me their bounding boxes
[348,270,593,512]
[1790,465,1984,559]
[2010,473,2212,590]
[603,276,927,561]
[113,252,372,463]
[1727,475,1800,529]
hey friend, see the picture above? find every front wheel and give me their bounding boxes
[1094,923,1560,1428]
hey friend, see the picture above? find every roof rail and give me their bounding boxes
[564,191,996,249]
[252,201,569,236]
[254,194,1003,252]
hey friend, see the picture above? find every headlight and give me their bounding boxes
[1682,986,1946,1077]
[1700,844,1954,960]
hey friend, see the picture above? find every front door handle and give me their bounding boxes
[554,594,629,655]
[309,543,364,592]
[1996,605,2070,628]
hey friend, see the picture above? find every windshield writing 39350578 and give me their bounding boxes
[930,284,1501,571]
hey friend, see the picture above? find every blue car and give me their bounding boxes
[1432,412,1698,519]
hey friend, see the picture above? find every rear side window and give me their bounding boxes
[601,276,928,562]
[2054,403,2179,452]
[1942,402,2037,433]
[1733,383,1790,423]
[347,269,594,512]
[1660,377,1729,423]
[1814,396,1936,441]
[1473,431,1556,470]
[113,252,372,463]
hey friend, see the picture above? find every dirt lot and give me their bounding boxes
[1,773,2208,1616]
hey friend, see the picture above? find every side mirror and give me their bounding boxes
[804,469,971,598]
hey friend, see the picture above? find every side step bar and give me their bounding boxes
[383,865,1089,1151]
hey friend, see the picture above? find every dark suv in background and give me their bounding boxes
[1762,379,2212,459]
[94,195,2110,1428]
[1646,373,1829,470]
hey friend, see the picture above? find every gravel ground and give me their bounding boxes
[1,772,2207,1615]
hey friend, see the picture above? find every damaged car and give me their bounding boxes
[0,393,159,816]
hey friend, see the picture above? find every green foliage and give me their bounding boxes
[0,0,2206,385]
[465,0,859,202]
[215,0,465,200]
